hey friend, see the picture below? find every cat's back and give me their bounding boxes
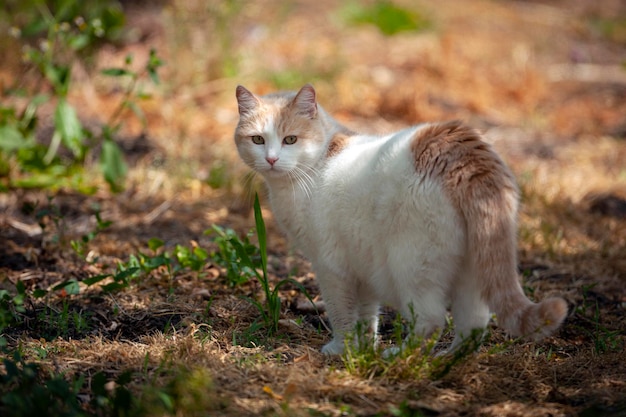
[322,126,421,186]
[324,120,515,195]
[315,120,516,238]
[314,123,464,233]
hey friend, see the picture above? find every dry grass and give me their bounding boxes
[1,0,626,415]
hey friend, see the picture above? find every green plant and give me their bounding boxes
[245,195,317,335]
[0,352,137,417]
[206,225,260,286]
[576,288,623,355]
[388,401,430,417]
[341,308,481,381]
[172,243,209,275]
[31,298,92,341]
[138,366,224,416]
[80,237,213,294]
[0,352,86,417]
[34,197,67,246]
[0,1,162,192]
[0,282,27,347]
[342,1,432,36]
[70,210,112,259]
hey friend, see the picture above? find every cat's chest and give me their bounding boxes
[267,185,318,250]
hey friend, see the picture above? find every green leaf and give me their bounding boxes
[0,125,30,151]
[15,280,25,296]
[345,1,431,36]
[46,65,72,96]
[32,289,48,298]
[253,194,268,279]
[147,48,164,84]
[193,246,208,260]
[148,238,165,252]
[101,282,127,292]
[52,279,80,295]
[142,254,170,270]
[68,34,90,51]
[101,138,127,191]
[174,245,191,262]
[101,68,133,77]
[158,392,174,411]
[114,267,141,281]
[82,274,112,286]
[54,99,84,158]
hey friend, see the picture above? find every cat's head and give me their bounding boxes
[234,84,326,179]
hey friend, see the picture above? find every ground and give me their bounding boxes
[1,0,626,416]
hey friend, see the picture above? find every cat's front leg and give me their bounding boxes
[315,266,359,356]
[356,299,380,349]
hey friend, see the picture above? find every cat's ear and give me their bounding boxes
[292,84,317,119]
[236,85,260,116]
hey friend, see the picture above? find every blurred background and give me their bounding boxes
[1,0,624,204]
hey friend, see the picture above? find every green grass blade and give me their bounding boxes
[253,194,268,280]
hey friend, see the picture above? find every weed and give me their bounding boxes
[388,401,431,417]
[205,224,259,287]
[0,350,223,416]
[81,237,211,293]
[0,351,137,417]
[139,365,225,416]
[205,159,233,190]
[342,1,432,36]
[0,282,26,347]
[70,209,112,260]
[34,300,92,341]
[245,194,316,335]
[575,284,623,354]
[0,1,162,192]
[0,352,86,417]
[342,309,483,381]
[233,320,266,348]
[35,197,67,246]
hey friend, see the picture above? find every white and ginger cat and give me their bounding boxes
[234,84,568,355]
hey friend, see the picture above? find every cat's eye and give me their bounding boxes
[283,135,297,145]
[251,135,265,144]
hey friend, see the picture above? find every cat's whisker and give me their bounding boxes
[231,170,260,212]
[285,170,299,206]
[292,164,318,200]
[291,167,314,200]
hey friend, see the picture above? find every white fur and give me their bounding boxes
[261,126,467,354]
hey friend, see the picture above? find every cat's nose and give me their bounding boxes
[266,156,279,166]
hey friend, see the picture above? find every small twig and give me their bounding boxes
[547,63,626,84]
[7,218,43,237]
[141,199,173,225]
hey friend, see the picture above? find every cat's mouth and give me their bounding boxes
[263,166,287,176]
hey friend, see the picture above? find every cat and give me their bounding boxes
[234,83,568,355]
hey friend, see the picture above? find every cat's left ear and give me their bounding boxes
[292,84,318,119]
[236,85,260,116]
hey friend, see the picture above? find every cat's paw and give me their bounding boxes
[382,346,401,359]
[321,339,344,356]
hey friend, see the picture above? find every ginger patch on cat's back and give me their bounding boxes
[326,132,351,158]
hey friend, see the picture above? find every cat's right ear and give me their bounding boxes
[292,84,317,119]
[236,85,260,116]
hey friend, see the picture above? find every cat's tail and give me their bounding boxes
[465,174,567,340]
[445,124,568,340]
